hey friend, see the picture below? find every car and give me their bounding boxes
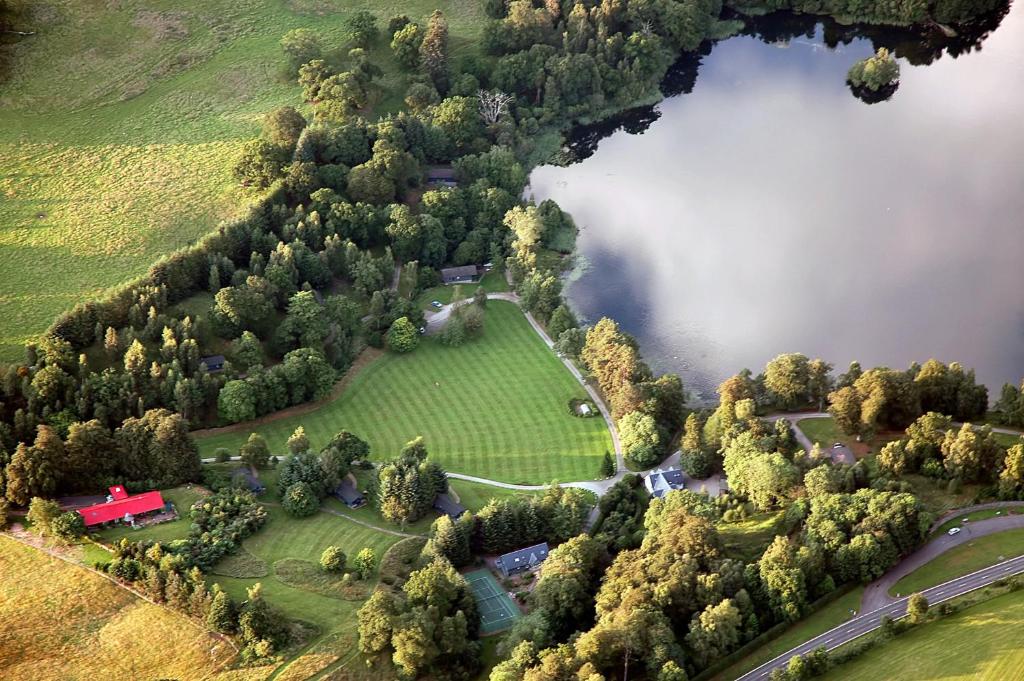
[431,300,443,308]
[948,527,962,536]
[832,442,844,448]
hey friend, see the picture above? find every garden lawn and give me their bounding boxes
[818,588,1024,681]
[448,478,543,513]
[796,417,847,448]
[890,528,1024,596]
[0,0,486,361]
[710,587,864,681]
[719,510,785,564]
[196,301,612,484]
[0,536,236,680]
[933,507,1024,537]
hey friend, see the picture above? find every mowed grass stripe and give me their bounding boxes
[197,302,611,483]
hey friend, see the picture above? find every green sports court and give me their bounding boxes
[465,569,522,634]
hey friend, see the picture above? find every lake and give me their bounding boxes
[529,5,1024,403]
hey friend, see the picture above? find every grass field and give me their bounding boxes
[448,478,543,512]
[818,588,1024,681]
[933,507,1024,536]
[710,587,865,681]
[196,301,612,483]
[719,510,785,563]
[0,0,487,361]
[795,417,847,448]
[890,528,1024,596]
[0,535,237,680]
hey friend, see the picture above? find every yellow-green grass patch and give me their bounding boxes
[891,527,1024,596]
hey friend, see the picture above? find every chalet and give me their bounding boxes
[200,355,226,373]
[433,492,466,519]
[440,265,480,285]
[496,542,549,577]
[644,467,686,499]
[334,479,366,509]
[426,167,458,187]
[78,486,166,527]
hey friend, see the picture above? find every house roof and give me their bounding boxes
[334,479,365,505]
[440,265,479,282]
[498,542,550,570]
[433,492,466,518]
[232,468,263,492]
[427,167,457,181]
[109,485,129,500]
[78,490,165,527]
[645,467,686,498]
[200,355,226,371]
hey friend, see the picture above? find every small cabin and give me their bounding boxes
[440,265,480,285]
[334,479,366,509]
[433,492,466,519]
[200,355,226,373]
[426,167,458,188]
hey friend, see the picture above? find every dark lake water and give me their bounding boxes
[529,5,1024,403]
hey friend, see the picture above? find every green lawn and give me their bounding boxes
[196,301,612,484]
[818,588,1024,681]
[891,528,1024,596]
[448,478,543,513]
[796,417,847,448]
[719,510,785,564]
[933,508,1024,537]
[710,587,865,681]
[417,270,509,310]
[0,0,487,361]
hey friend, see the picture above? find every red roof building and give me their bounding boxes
[78,490,166,527]
[109,485,128,500]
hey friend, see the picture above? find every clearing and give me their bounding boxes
[195,301,612,484]
[0,535,237,680]
[818,588,1024,681]
[0,0,486,360]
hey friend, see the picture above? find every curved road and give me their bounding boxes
[738,517,1024,681]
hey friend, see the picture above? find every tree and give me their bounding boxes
[219,380,257,424]
[764,353,810,408]
[391,22,423,69]
[240,433,271,469]
[262,106,307,150]
[6,427,62,505]
[685,599,742,669]
[358,589,400,654]
[907,592,929,623]
[722,432,798,511]
[680,412,712,478]
[288,426,311,455]
[233,138,287,188]
[386,316,419,353]
[207,587,236,633]
[26,497,61,536]
[619,411,660,468]
[321,545,347,572]
[847,48,900,91]
[232,331,263,370]
[354,547,377,578]
[431,513,471,567]
[828,386,862,437]
[280,28,322,73]
[282,481,320,517]
[999,443,1024,499]
[278,451,329,498]
[51,510,85,542]
[941,423,1002,483]
[477,89,514,125]
[347,9,379,48]
[420,10,449,90]
[601,451,615,477]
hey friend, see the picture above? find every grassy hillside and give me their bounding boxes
[0,0,486,361]
[196,301,613,484]
[819,589,1024,681]
[0,535,239,680]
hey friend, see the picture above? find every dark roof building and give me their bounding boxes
[78,489,166,527]
[232,468,265,494]
[496,542,550,577]
[200,355,226,373]
[440,265,480,284]
[334,479,366,509]
[427,166,458,187]
[433,492,466,519]
[644,467,687,498]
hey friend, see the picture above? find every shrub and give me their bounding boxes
[214,447,232,463]
[320,546,347,572]
[282,482,320,517]
[51,511,86,542]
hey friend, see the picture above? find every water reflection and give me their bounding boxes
[530,3,1024,403]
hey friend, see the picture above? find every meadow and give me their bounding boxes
[891,527,1024,596]
[818,588,1024,681]
[196,301,613,484]
[0,0,486,361]
[0,535,239,680]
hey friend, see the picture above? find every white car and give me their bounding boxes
[431,300,443,309]
[948,527,962,536]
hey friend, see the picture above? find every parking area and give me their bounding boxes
[465,569,521,635]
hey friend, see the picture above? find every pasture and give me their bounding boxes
[0,535,237,680]
[0,0,486,360]
[196,301,613,484]
[818,588,1024,681]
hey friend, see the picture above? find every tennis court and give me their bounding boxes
[465,569,522,634]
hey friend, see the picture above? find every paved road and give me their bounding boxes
[738,551,1024,681]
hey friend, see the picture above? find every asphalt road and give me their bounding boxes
[736,552,1024,680]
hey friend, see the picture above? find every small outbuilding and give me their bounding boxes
[433,492,466,519]
[644,467,686,499]
[426,166,458,187]
[440,265,480,285]
[334,479,366,509]
[232,468,265,494]
[496,542,550,577]
[200,355,226,373]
